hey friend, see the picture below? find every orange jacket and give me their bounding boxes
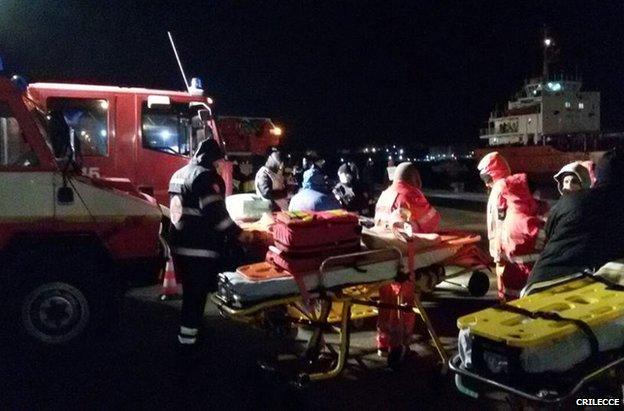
[477,152,511,261]
[374,181,440,233]
[499,173,546,263]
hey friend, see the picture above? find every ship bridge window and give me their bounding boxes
[47,97,109,157]
[0,101,38,167]
[547,82,562,92]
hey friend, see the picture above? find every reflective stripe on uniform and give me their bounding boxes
[508,253,540,264]
[177,335,197,345]
[170,178,186,186]
[182,207,202,216]
[172,247,220,258]
[416,207,438,226]
[503,288,521,298]
[199,194,222,208]
[215,217,234,232]
[180,326,198,336]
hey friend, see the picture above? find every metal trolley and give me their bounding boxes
[211,248,451,385]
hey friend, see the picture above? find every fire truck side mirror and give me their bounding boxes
[48,110,71,158]
[198,109,213,122]
[57,186,74,205]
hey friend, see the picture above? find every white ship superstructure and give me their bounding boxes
[480,76,600,146]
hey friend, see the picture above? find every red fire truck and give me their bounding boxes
[0,77,163,345]
[215,116,282,193]
[27,82,220,206]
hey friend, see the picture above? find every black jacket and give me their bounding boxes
[168,140,241,259]
[332,182,370,216]
[528,149,624,287]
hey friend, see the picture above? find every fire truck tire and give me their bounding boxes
[8,246,116,346]
[20,281,91,345]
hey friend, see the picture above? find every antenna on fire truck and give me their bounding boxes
[167,31,190,92]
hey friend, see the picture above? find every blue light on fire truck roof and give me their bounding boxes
[190,77,203,90]
[189,77,204,97]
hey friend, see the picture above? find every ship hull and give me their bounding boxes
[474,146,605,183]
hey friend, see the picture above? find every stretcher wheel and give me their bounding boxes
[467,270,490,297]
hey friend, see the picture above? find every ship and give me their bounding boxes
[475,29,623,182]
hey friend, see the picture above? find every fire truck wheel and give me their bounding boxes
[20,281,91,345]
[10,248,115,346]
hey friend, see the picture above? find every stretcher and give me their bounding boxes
[450,260,624,404]
[212,230,492,383]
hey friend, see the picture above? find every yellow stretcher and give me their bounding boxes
[450,263,624,405]
[211,248,451,384]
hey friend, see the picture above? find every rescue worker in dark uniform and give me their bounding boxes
[168,139,251,348]
[333,162,370,216]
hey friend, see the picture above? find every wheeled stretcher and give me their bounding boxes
[450,260,624,404]
[212,231,491,383]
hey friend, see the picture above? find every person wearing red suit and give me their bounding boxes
[477,152,512,300]
[373,162,441,362]
[498,173,547,300]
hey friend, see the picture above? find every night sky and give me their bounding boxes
[1,1,623,151]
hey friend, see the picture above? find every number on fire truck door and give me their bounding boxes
[82,167,101,178]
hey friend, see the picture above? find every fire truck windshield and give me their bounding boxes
[142,102,210,156]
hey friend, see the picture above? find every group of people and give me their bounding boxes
[253,148,371,215]
[478,149,624,300]
[166,138,624,360]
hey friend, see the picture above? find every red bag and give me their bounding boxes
[266,240,361,273]
[271,210,361,250]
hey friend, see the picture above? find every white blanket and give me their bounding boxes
[218,258,398,306]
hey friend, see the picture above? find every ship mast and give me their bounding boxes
[542,26,554,81]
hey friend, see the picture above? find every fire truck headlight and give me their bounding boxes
[270,127,283,136]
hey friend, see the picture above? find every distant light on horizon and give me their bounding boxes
[544,38,553,47]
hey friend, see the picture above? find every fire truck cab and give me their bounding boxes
[27,82,219,205]
[0,77,163,345]
[215,116,282,193]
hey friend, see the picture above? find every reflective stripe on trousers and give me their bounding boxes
[172,247,220,258]
[508,253,540,264]
[178,326,198,345]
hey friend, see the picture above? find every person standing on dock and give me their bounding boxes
[477,152,512,300]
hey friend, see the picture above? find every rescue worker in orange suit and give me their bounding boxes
[373,162,441,362]
[255,149,288,210]
[169,139,252,350]
[477,152,512,300]
[498,173,547,299]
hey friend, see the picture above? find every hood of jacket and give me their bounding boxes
[477,151,511,181]
[502,173,537,216]
[302,166,327,192]
[192,139,224,168]
[393,162,422,189]
[595,148,624,188]
[553,161,592,194]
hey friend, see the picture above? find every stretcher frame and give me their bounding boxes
[449,351,624,405]
[211,248,450,384]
